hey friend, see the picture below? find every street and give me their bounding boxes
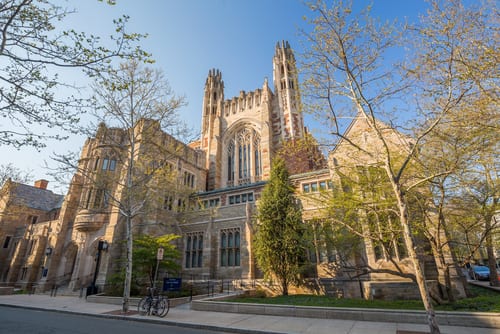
[0,306,235,334]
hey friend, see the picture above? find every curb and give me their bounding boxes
[0,302,281,334]
[191,297,500,329]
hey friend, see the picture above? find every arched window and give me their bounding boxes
[226,128,261,186]
[238,129,251,182]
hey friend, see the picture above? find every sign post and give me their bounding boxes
[153,247,164,290]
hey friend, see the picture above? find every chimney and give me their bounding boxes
[34,179,49,190]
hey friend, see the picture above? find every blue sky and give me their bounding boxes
[1,0,430,192]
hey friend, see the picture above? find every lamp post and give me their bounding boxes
[89,240,108,296]
[153,247,164,290]
[42,247,52,278]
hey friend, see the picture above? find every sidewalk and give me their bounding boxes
[0,294,499,334]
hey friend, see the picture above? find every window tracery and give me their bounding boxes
[226,127,261,186]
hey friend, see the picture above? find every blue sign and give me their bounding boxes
[163,277,182,291]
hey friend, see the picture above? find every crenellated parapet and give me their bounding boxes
[222,86,272,118]
[200,41,303,191]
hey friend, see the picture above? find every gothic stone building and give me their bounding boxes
[0,41,464,299]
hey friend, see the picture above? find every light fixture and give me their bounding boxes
[98,240,108,251]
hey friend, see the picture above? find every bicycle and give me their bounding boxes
[137,287,170,317]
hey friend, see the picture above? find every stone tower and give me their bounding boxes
[272,40,304,142]
[200,69,225,190]
[200,41,305,191]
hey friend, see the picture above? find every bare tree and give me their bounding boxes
[0,0,150,149]
[298,0,497,332]
[412,0,499,287]
[0,163,33,186]
[54,60,190,312]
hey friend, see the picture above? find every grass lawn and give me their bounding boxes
[223,284,500,312]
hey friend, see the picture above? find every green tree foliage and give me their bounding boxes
[108,234,180,295]
[254,157,308,296]
[133,234,180,287]
[320,167,416,279]
[0,0,151,149]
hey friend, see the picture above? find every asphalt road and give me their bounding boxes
[0,305,235,334]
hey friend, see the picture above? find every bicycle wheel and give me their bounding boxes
[157,296,170,317]
[137,296,152,316]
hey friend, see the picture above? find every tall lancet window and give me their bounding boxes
[254,135,262,180]
[226,127,261,186]
[227,140,235,186]
[238,129,251,184]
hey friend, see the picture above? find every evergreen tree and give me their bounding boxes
[254,157,307,296]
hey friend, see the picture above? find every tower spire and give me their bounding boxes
[273,40,304,140]
[201,68,224,190]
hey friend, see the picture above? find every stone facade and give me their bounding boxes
[0,41,465,300]
[0,41,304,292]
[0,179,66,290]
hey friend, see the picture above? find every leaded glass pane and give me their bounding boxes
[235,249,240,266]
[235,232,240,247]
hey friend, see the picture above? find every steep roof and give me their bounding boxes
[10,182,64,212]
[329,113,413,160]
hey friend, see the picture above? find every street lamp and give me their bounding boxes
[42,247,53,278]
[88,240,108,297]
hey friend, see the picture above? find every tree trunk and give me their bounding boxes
[485,217,499,287]
[282,277,289,296]
[429,242,451,303]
[122,216,133,313]
[393,186,441,334]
